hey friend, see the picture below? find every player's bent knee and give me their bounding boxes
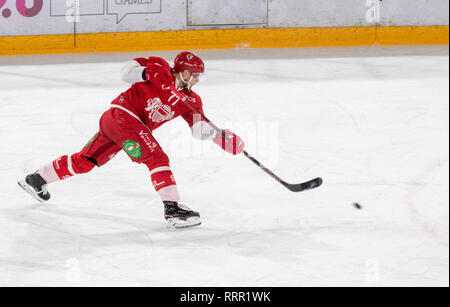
[71,153,97,174]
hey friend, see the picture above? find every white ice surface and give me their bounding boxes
[0,46,448,287]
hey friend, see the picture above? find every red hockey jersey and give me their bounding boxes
[112,57,206,132]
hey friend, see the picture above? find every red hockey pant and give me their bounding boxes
[49,107,179,201]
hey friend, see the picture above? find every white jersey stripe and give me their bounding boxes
[67,155,75,176]
[150,166,172,175]
[111,105,142,122]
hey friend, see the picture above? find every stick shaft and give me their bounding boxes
[242,150,287,185]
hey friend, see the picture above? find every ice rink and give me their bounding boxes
[0,46,448,287]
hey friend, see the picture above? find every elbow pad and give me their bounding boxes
[121,60,146,83]
[191,121,217,140]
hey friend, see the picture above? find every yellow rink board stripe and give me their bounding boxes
[0,26,448,56]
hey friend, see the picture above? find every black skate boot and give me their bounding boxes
[18,172,51,203]
[164,201,201,229]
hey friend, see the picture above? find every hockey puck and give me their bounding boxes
[353,203,362,210]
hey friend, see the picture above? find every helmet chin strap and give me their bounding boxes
[179,72,194,90]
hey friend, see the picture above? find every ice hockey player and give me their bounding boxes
[18,51,245,229]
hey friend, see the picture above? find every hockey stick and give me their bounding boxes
[241,150,323,192]
[171,85,323,192]
[216,125,322,192]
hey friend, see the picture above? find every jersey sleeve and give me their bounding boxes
[134,57,172,70]
[181,93,218,140]
[126,57,173,86]
[133,57,150,67]
[121,60,146,84]
[181,92,205,127]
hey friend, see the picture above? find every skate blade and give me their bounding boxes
[17,180,45,203]
[166,217,201,229]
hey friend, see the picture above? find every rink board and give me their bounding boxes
[0,26,449,56]
[1,0,448,37]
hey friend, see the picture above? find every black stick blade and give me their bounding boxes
[283,177,323,192]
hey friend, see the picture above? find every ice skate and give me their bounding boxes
[18,172,51,203]
[164,201,201,229]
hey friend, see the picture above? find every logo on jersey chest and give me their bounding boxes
[145,97,175,123]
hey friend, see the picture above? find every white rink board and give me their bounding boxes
[270,0,449,28]
[379,0,450,26]
[0,0,448,36]
[0,46,448,286]
[187,0,268,27]
[268,0,371,28]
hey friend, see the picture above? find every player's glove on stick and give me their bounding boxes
[213,129,245,155]
[146,63,174,86]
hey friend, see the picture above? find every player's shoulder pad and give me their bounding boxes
[133,57,150,67]
[147,57,172,70]
[133,57,172,70]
